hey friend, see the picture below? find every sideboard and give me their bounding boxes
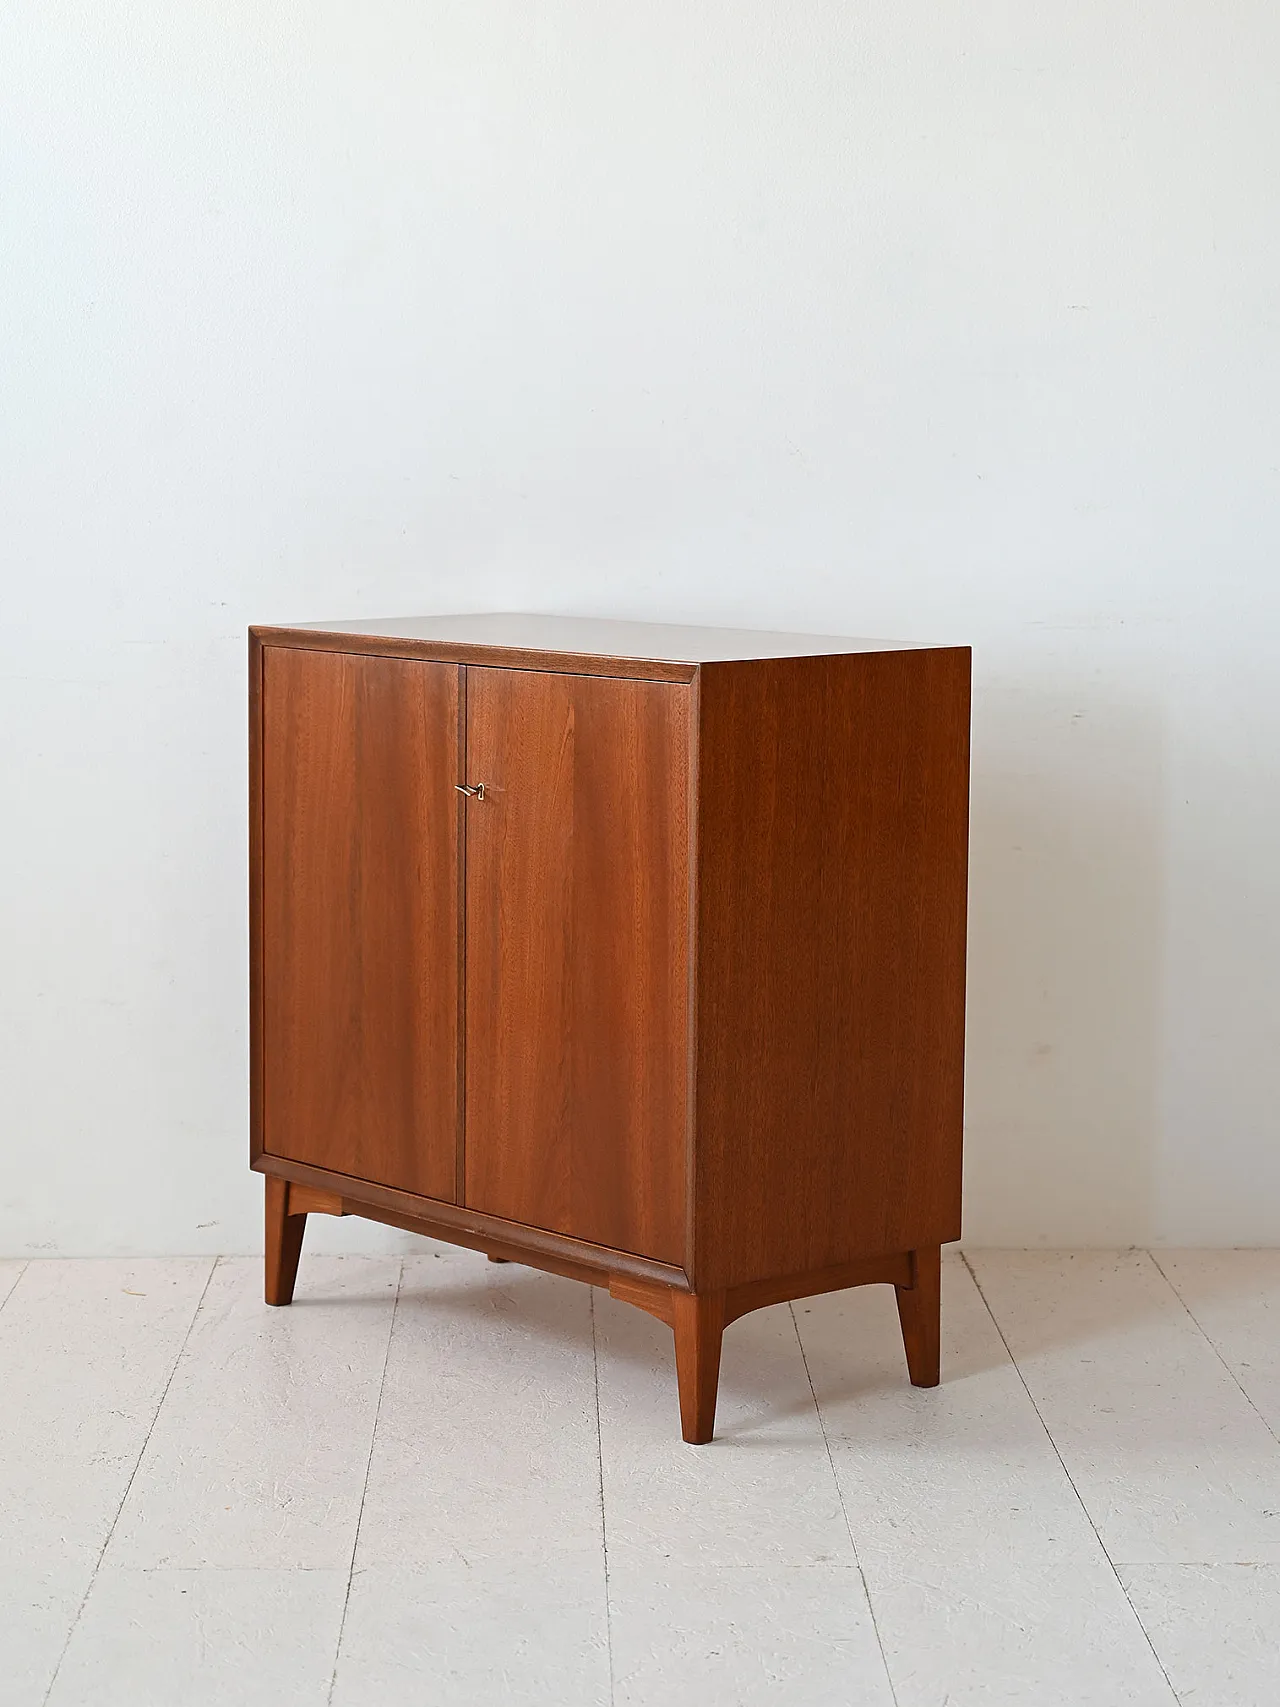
[250,613,970,1442]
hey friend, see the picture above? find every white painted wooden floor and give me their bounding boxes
[2,1248,1278,1706]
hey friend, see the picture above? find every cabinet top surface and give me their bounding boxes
[281,611,949,663]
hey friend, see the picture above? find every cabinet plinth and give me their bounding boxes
[250,613,970,1443]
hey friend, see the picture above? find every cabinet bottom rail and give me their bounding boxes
[263,1176,943,1444]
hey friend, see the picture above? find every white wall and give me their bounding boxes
[2,1,1278,1255]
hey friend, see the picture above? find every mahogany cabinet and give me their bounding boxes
[250,614,971,1443]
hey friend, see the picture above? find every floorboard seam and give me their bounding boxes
[1146,1249,1280,1453]
[0,1260,29,1317]
[590,1289,616,1707]
[326,1255,403,1707]
[960,1252,1183,1706]
[789,1301,901,1707]
[40,1254,220,1707]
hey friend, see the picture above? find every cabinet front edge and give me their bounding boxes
[249,628,698,685]
[247,629,265,1167]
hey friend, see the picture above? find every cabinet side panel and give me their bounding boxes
[693,650,971,1289]
[464,668,690,1266]
[260,646,461,1200]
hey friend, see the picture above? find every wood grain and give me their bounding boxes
[692,648,972,1290]
[264,1176,306,1307]
[251,617,970,1439]
[608,1273,677,1326]
[250,627,697,684]
[672,1290,726,1445]
[288,1184,345,1217]
[254,1153,689,1288]
[259,646,462,1200]
[722,1252,914,1324]
[607,1254,915,1330]
[463,667,691,1266]
[248,631,264,1163]
[896,1243,942,1387]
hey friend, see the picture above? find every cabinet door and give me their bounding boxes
[463,668,690,1265]
[260,647,461,1200]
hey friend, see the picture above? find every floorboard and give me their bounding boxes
[4,1249,1278,1706]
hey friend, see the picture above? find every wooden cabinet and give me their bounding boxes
[250,614,970,1443]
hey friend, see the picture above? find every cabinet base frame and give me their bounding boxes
[263,1172,944,1446]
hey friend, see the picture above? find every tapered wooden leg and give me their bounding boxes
[895,1244,941,1387]
[265,1176,307,1306]
[672,1290,726,1444]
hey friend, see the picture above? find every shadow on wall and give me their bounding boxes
[961,671,1164,1247]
